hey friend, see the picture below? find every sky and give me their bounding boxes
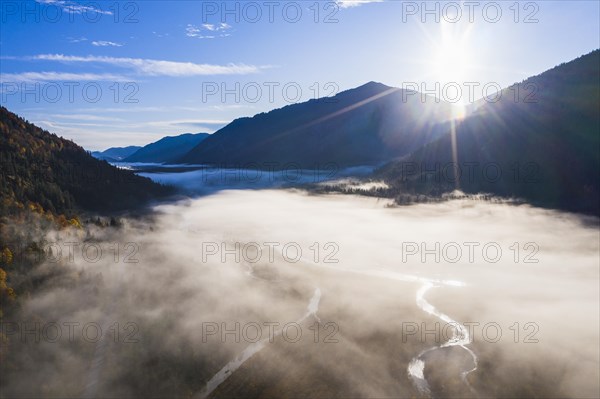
[1,0,599,150]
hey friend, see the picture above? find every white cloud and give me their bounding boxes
[186,25,204,37]
[35,0,113,15]
[202,23,231,32]
[187,23,232,39]
[63,105,253,114]
[92,41,123,47]
[34,54,264,76]
[142,119,229,128]
[0,71,129,82]
[337,0,383,8]
[30,117,227,148]
[68,36,88,43]
[48,113,125,122]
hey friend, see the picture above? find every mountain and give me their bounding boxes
[0,107,173,216]
[91,146,142,162]
[125,133,209,163]
[376,50,600,215]
[177,82,458,168]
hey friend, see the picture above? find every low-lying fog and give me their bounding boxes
[135,164,376,194]
[3,178,599,398]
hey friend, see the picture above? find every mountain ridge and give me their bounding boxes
[92,146,142,162]
[376,49,600,215]
[125,132,209,163]
[176,81,457,168]
[0,107,173,216]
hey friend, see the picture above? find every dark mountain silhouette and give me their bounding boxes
[0,107,173,216]
[91,146,141,162]
[376,50,600,215]
[177,82,458,168]
[125,133,209,163]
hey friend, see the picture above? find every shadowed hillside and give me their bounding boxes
[376,50,600,215]
[177,82,457,168]
[0,107,174,216]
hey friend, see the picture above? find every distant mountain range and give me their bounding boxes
[375,50,599,215]
[177,81,457,168]
[0,107,173,216]
[124,133,209,163]
[91,133,209,164]
[91,146,141,162]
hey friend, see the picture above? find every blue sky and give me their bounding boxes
[1,0,599,150]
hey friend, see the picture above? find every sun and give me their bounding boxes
[450,103,467,120]
[433,19,475,82]
[427,21,475,118]
[433,34,471,119]
[432,40,471,84]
